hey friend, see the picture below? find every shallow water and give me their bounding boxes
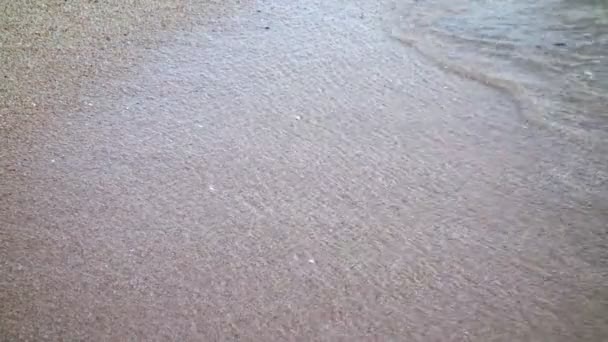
[1,0,607,340]
[394,0,608,142]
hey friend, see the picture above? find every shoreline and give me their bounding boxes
[2,0,606,340]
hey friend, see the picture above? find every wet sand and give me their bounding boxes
[1,0,607,340]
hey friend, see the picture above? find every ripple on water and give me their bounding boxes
[392,0,608,144]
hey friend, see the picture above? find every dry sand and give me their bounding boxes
[1,0,607,340]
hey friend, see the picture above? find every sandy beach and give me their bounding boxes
[1,0,607,340]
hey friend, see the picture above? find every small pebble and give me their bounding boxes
[308,259,315,264]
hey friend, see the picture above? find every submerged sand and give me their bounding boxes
[1,0,607,340]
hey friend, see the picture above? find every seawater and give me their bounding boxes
[393,0,608,143]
